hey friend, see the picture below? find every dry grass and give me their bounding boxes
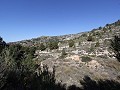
[105,60,120,71]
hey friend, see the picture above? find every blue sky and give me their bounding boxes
[0,0,120,42]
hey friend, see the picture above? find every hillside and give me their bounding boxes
[10,20,120,86]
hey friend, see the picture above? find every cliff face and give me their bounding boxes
[13,20,120,86]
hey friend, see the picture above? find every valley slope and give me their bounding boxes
[11,20,120,86]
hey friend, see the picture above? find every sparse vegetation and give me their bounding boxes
[1,20,120,89]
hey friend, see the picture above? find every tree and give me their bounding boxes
[39,43,46,51]
[60,49,67,58]
[0,37,6,53]
[87,36,95,42]
[48,41,58,50]
[81,56,92,62]
[68,40,74,47]
[111,35,120,62]
[98,26,102,30]
[114,20,120,26]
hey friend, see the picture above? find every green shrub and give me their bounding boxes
[114,20,120,26]
[60,49,67,58]
[81,56,92,62]
[48,41,59,50]
[98,26,102,30]
[39,43,46,51]
[87,36,95,42]
[68,40,75,47]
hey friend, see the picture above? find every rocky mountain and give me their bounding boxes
[11,20,120,86]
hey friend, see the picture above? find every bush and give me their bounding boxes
[98,27,102,30]
[60,49,67,58]
[68,40,75,47]
[48,41,59,50]
[114,20,120,26]
[39,43,46,51]
[81,56,92,62]
[87,36,95,42]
